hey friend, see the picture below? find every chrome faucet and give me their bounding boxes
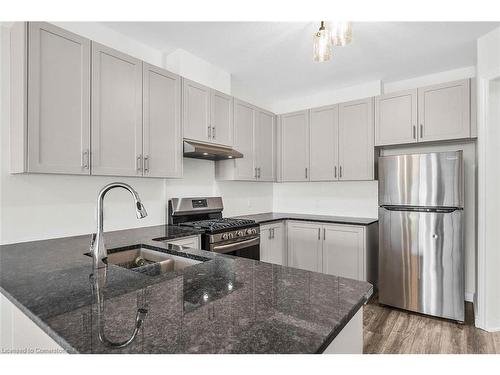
[91,182,148,269]
[90,267,148,349]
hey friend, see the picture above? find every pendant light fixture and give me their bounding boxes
[313,21,332,62]
[330,21,353,46]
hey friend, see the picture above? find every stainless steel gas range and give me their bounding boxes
[168,197,260,260]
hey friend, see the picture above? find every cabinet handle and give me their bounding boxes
[208,126,212,139]
[272,228,275,239]
[323,228,326,240]
[339,166,343,178]
[318,228,321,240]
[144,155,149,173]
[413,125,416,139]
[258,167,261,179]
[420,124,424,138]
[212,127,216,139]
[82,149,89,169]
[334,166,337,178]
[268,228,272,240]
[305,167,308,179]
[137,155,143,172]
[254,167,257,179]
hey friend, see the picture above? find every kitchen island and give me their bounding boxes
[0,225,372,354]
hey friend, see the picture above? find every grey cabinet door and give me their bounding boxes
[287,221,322,272]
[182,78,211,142]
[375,89,417,146]
[255,109,275,181]
[418,79,470,142]
[309,104,339,181]
[260,222,285,265]
[280,110,310,181]
[233,99,256,180]
[211,90,233,146]
[91,42,143,176]
[338,98,374,181]
[322,224,364,280]
[27,22,91,174]
[143,63,182,178]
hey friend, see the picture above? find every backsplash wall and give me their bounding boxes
[273,181,378,218]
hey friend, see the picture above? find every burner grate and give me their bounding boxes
[181,218,255,231]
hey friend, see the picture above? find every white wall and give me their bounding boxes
[273,181,378,218]
[476,26,500,331]
[383,66,476,93]
[273,80,381,114]
[165,49,231,94]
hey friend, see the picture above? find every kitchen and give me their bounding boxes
[1,2,500,368]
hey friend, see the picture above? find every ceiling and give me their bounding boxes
[101,22,499,103]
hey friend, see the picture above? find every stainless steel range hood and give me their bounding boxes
[183,140,243,161]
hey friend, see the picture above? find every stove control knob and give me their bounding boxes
[251,229,257,235]
[228,232,234,239]
[246,229,253,235]
[221,233,228,240]
[236,231,244,237]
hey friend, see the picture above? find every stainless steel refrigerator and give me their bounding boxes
[378,151,464,322]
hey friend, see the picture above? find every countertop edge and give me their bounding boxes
[234,213,378,226]
[0,286,78,354]
[316,286,373,354]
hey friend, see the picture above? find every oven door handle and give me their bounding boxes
[211,237,260,254]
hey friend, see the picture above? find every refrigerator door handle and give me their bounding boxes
[381,206,459,213]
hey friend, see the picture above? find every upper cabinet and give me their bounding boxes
[338,97,374,181]
[10,22,91,174]
[418,79,470,142]
[375,89,417,146]
[279,110,310,182]
[215,100,275,181]
[182,78,211,142]
[211,90,234,146]
[182,78,233,146]
[255,109,276,181]
[143,63,182,178]
[279,98,374,182]
[10,22,182,178]
[375,79,472,146]
[91,42,143,177]
[310,105,339,181]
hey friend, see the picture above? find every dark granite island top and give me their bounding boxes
[232,212,378,226]
[0,225,372,354]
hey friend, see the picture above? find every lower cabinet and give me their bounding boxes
[287,221,323,272]
[322,224,364,280]
[286,220,378,284]
[165,235,201,249]
[259,222,286,265]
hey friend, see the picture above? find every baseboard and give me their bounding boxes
[475,319,500,333]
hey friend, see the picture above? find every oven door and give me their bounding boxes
[209,237,260,260]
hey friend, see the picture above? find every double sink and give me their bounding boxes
[86,243,209,277]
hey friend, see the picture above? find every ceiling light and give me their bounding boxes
[313,21,332,62]
[330,21,353,46]
[202,152,209,156]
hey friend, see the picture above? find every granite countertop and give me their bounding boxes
[233,212,378,226]
[0,224,372,354]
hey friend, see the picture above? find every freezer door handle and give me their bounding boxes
[381,206,459,213]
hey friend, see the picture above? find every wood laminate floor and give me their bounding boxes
[363,297,500,354]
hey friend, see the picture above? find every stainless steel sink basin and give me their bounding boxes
[108,247,202,273]
[85,245,204,276]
